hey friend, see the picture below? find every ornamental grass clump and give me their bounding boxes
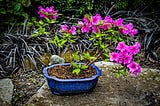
[36,6,141,77]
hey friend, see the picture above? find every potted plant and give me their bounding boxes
[36,6,141,95]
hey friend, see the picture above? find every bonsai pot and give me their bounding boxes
[43,63,101,95]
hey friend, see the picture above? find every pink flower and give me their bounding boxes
[114,18,123,26]
[61,24,68,32]
[91,14,102,25]
[46,6,54,12]
[100,23,112,30]
[83,16,90,24]
[78,21,84,28]
[38,6,43,10]
[126,23,133,31]
[69,26,76,35]
[101,15,114,30]
[123,54,132,65]
[116,52,124,64]
[130,28,138,37]
[116,42,128,52]
[78,18,91,33]
[127,61,141,76]
[61,25,76,35]
[129,42,140,55]
[37,6,58,19]
[81,23,91,33]
[120,23,133,35]
[104,15,114,23]
[92,26,99,33]
[110,52,119,62]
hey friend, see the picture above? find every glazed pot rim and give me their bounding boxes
[43,63,101,82]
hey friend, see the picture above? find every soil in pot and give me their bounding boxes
[48,65,97,79]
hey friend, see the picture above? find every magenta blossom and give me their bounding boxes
[61,24,76,35]
[130,28,138,37]
[91,14,102,25]
[114,18,123,26]
[123,54,132,65]
[120,23,133,35]
[110,52,119,62]
[104,15,114,23]
[78,21,84,28]
[100,23,112,30]
[100,15,114,30]
[78,17,91,33]
[127,61,141,76]
[61,24,68,32]
[92,26,99,33]
[69,26,76,35]
[83,16,90,24]
[81,23,91,33]
[129,42,140,55]
[116,42,128,52]
[38,6,58,19]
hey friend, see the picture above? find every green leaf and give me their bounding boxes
[60,39,67,47]
[96,33,101,37]
[83,52,90,59]
[70,40,76,43]
[39,27,44,33]
[136,59,141,63]
[90,56,97,61]
[22,0,31,7]
[39,20,44,25]
[50,19,56,24]
[55,35,59,41]
[100,44,105,49]
[116,72,121,78]
[45,18,50,23]
[0,8,6,14]
[72,51,80,61]
[14,3,22,12]
[49,39,54,44]
[77,29,81,33]
[72,69,81,75]
[31,33,39,36]
[22,12,28,18]
[71,62,79,68]
[43,32,50,35]
[120,69,127,76]
[112,38,118,43]
[81,65,88,69]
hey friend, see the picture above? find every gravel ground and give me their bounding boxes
[11,69,46,106]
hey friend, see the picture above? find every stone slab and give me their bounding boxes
[0,78,14,106]
[26,62,160,106]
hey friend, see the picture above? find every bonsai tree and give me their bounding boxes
[35,6,141,78]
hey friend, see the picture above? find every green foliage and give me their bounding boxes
[0,0,159,33]
[30,17,52,36]
[71,62,88,75]
[112,66,127,78]
[82,52,96,62]
[72,51,81,62]
[49,32,76,48]
[0,0,30,18]
[69,51,96,75]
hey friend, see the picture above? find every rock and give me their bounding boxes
[48,55,65,65]
[94,61,119,71]
[26,62,160,106]
[0,78,14,106]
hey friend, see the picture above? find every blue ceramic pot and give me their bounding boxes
[43,63,101,95]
